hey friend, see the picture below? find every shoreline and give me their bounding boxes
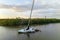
[0,18,60,26]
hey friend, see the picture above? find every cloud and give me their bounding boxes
[35,0,60,9]
[1,0,60,11]
[0,0,60,18]
[0,4,29,12]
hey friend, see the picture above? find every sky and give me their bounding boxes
[0,0,60,19]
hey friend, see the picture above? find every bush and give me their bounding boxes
[0,18,60,26]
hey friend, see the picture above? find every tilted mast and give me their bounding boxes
[27,0,35,30]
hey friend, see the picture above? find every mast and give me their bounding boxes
[27,0,35,29]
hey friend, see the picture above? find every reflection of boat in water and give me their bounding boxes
[18,0,40,33]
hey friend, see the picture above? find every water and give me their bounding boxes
[0,23,60,40]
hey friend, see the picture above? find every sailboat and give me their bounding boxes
[18,0,40,33]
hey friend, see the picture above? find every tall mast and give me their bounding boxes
[27,0,35,28]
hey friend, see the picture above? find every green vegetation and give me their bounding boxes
[0,18,60,26]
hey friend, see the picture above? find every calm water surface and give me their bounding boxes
[0,23,60,40]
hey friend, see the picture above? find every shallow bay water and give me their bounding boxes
[0,23,60,40]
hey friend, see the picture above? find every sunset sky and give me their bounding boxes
[0,0,60,19]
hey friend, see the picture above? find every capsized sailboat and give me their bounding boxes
[18,27,37,33]
[18,0,40,33]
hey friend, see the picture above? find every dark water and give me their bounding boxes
[0,23,60,40]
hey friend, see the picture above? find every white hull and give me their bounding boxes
[18,27,38,33]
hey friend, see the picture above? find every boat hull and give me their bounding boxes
[18,27,38,33]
